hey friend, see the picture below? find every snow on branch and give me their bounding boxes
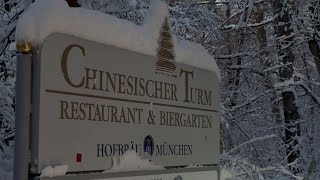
[263,63,293,73]
[219,16,276,30]
[223,134,278,155]
[221,155,304,180]
[214,52,249,59]
[223,95,260,112]
[295,81,320,104]
[218,0,266,28]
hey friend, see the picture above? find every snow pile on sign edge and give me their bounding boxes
[103,150,164,173]
[39,165,68,178]
[15,0,220,79]
[220,168,233,180]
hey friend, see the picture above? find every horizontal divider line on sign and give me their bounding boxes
[45,89,218,113]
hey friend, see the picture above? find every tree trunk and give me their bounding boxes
[254,5,282,125]
[308,1,320,77]
[255,6,267,50]
[273,0,301,174]
[308,40,320,75]
[221,4,235,152]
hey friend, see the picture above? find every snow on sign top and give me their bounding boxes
[16,0,220,78]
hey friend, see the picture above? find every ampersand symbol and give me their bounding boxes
[147,110,156,125]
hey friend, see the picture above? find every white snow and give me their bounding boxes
[103,150,163,173]
[39,165,68,178]
[15,0,220,79]
[220,168,233,180]
[274,78,295,88]
[220,116,229,129]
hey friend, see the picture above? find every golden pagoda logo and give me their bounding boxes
[156,17,176,77]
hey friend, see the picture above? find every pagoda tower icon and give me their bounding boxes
[156,17,176,76]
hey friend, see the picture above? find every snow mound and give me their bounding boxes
[220,168,233,180]
[39,165,68,178]
[103,150,163,173]
[16,0,220,78]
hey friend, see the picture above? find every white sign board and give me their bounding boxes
[30,33,220,173]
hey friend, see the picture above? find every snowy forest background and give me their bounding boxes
[0,0,320,179]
